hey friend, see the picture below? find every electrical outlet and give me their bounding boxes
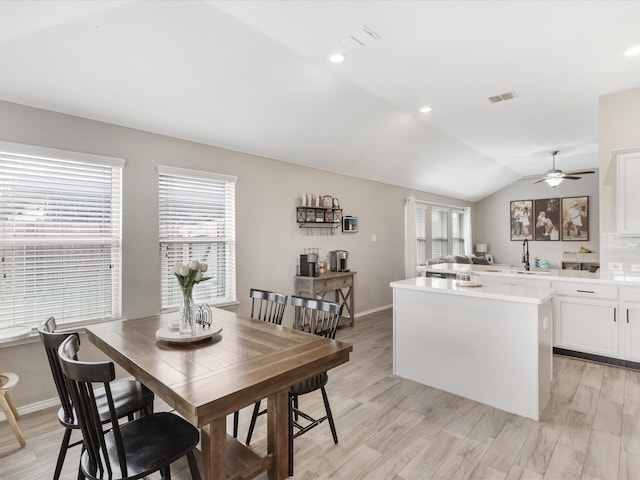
[608,262,623,271]
[371,234,377,242]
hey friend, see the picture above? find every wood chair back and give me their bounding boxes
[290,296,342,339]
[250,288,288,325]
[38,316,79,425]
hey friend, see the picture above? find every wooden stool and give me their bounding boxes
[0,372,26,447]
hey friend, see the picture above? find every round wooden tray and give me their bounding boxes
[156,324,222,343]
[455,282,482,288]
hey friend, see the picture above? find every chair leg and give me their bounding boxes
[320,386,338,444]
[245,400,261,446]
[288,394,294,477]
[233,410,239,438]
[0,392,25,447]
[54,428,73,480]
[161,465,171,479]
[187,450,201,480]
[293,395,299,421]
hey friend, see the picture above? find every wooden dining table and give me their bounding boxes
[85,308,353,480]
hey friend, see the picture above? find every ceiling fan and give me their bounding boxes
[534,150,595,187]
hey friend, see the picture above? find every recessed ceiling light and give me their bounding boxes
[624,45,640,56]
[420,106,432,113]
[328,52,346,63]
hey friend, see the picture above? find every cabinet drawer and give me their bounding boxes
[552,281,617,300]
[313,278,337,294]
[620,286,640,302]
[333,276,353,290]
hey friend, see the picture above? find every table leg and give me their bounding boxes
[349,283,354,326]
[267,389,288,480]
[200,416,227,480]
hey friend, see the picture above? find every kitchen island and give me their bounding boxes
[390,276,554,420]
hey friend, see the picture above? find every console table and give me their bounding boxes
[295,271,356,327]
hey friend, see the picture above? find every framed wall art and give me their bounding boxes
[510,200,533,241]
[561,196,589,241]
[342,216,358,233]
[534,198,560,241]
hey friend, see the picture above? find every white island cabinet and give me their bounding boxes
[390,277,554,421]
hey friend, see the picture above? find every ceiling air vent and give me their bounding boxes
[340,25,381,52]
[488,91,518,104]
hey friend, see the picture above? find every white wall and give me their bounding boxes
[474,173,599,268]
[599,86,640,276]
[0,100,471,408]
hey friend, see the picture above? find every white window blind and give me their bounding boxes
[0,141,123,328]
[415,204,427,266]
[452,209,466,256]
[158,166,237,308]
[414,201,470,264]
[431,206,448,259]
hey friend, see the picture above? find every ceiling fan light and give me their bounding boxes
[544,177,564,187]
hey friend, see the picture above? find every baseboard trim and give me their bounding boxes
[354,304,392,319]
[0,396,59,422]
[553,347,640,371]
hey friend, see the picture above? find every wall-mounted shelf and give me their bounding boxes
[561,252,600,271]
[296,207,342,234]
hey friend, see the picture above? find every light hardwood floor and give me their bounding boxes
[1,309,638,479]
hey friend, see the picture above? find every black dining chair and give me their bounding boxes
[287,296,343,476]
[38,316,155,480]
[236,288,288,442]
[57,334,201,480]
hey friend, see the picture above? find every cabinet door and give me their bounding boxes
[623,304,640,362]
[554,297,618,357]
[617,149,640,235]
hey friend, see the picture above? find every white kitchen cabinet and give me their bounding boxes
[552,280,619,357]
[621,287,640,362]
[554,296,619,357]
[616,148,640,235]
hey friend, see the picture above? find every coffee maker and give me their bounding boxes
[299,253,319,277]
[329,250,349,272]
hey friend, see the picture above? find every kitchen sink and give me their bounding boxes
[485,268,550,276]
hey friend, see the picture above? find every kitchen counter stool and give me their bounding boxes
[0,371,26,447]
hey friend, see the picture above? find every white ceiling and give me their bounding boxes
[1,1,639,201]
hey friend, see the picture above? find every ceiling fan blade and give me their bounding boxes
[533,178,547,184]
[567,170,595,175]
[561,176,582,180]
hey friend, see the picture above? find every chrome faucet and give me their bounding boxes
[522,239,530,271]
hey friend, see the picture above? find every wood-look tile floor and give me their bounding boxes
[1,309,638,479]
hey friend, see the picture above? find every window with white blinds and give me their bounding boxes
[431,206,449,259]
[158,166,237,309]
[415,206,427,266]
[0,141,123,328]
[414,202,468,264]
[452,209,466,256]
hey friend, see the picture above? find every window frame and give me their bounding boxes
[415,202,468,264]
[0,140,124,330]
[158,165,237,310]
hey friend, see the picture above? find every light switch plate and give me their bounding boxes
[608,262,623,271]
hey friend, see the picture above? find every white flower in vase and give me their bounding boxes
[172,260,212,333]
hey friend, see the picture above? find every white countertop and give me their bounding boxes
[418,263,640,286]
[390,276,555,304]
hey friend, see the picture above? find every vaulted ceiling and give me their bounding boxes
[1,1,639,201]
